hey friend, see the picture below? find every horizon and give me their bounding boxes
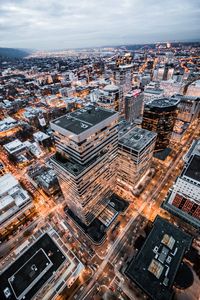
[0,0,199,50]
[1,39,200,52]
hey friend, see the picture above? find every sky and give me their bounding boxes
[0,0,199,49]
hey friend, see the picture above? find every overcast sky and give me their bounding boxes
[0,0,199,49]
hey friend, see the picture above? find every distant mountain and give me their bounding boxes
[0,48,31,59]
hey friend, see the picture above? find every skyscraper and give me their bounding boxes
[142,98,179,152]
[117,127,157,191]
[124,89,144,123]
[50,106,118,225]
[113,63,134,116]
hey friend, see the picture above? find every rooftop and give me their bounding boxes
[119,127,157,152]
[33,131,50,141]
[51,106,117,135]
[103,84,119,92]
[4,139,26,154]
[146,97,179,111]
[184,139,200,162]
[183,154,200,183]
[125,216,192,300]
[0,233,67,300]
[0,174,31,225]
[0,173,18,196]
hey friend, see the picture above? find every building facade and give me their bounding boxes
[162,140,200,228]
[124,89,144,123]
[0,173,32,226]
[142,98,179,151]
[50,106,118,225]
[97,84,120,112]
[117,127,157,191]
[113,64,134,116]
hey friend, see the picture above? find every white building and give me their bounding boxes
[4,139,27,156]
[0,173,31,226]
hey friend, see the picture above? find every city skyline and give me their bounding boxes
[0,0,200,49]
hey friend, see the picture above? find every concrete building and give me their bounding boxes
[163,141,200,228]
[117,127,157,191]
[113,64,134,115]
[27,164,60,196]
[143,87,164,104]
[186,80,200,97]
[124,89,144,123]
[50,106,118,225]
[33,131,52,148]
[97,84,120,112]
[142,98,179,152]
[160,81,182,97]
[173,95,200,123]
[125,216,192,300]
[0,227,84,300]
[0,173,31,226]
[3,139,27,156]
[0,117,19,137]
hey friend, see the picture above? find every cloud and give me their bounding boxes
[0,0,199,49]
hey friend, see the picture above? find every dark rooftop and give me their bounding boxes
[51,106,117,135]
[119,127,157,152]
[146,97,179,112]
[184,154,200,182]
[125,216,192,300]
[0,233,66,300]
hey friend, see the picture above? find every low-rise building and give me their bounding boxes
[0,173,32,226]
[0,227,84,300]
[125,216,192,300]
[162,153,200,228]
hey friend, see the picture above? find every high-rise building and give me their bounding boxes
[173,95,200,123]
[124,89,144,123]
[50,106,118,225]
[117,127,157,191]
[162,140,200,228]
[113,64,134,115]
[97,84,120,111]
[142,98,179,151]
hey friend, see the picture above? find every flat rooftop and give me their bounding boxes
[125,216,192,300]
[119,127,157,152]
[183,154,200,183]
[4,139,26,154]
[0,233,66,300]
[146,98,179,111]
[51,106,117,135]
[184,139,200,162]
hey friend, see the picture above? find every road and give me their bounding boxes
[80,122,200,300]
